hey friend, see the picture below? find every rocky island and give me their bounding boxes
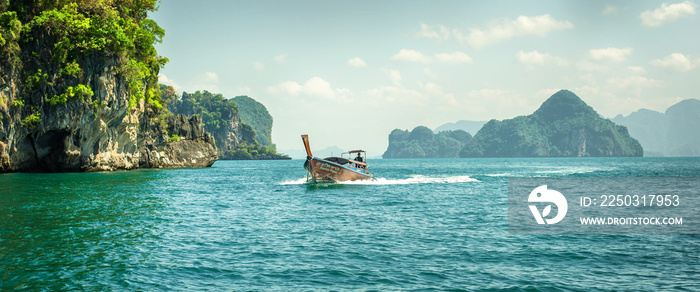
[461,90,643,157]
[164,90,290,160]
[383,90,643,158]
[383,126,472,158]
[0,1,217,172]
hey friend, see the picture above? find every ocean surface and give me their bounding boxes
[1,158,699,291]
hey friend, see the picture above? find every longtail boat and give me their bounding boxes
[301,134,375,183]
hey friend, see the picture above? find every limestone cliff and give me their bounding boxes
[0,1,217,172]
[0,58,217,172]
[232,95,274,147]
[165,89,290,160]
[166,90,256,156]
[382,126,472,158]
[139,114,217,169]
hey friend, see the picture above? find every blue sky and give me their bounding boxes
[152,0,700,155]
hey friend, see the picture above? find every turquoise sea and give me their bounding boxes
[1,158,699,291]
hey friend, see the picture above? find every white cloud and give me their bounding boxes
[383,69,402,86]
[187,71,220,93]
[589,47,633,62]
[390,49,431,63]
[466,14,574,48]
[419,82,459,106]
[267,81,302,96]
[253,61,265,71]
[651,52,696,72]
[275,53,289,63]
[516,50,567,66]
[335,88,351,96]
[465,88,531,114]
[579,73,598,84]
[303,77,335,99]
[365,86,425,106]
[158,73,181,92]
[640,1,697,27]
[415,16,574,48]
[348,57,367,67]
[467,88,511,99]
[602,5,619,16]
[235,86,252,96]
[199,72,219,83]
[517,50,549,65]
[607,76,666,89]
[434,51,473,64]
[414,22,453,41]
[627,66,647,74]
[421,82,444,96]
[389,49,474,65]
[267,77,338,99]
[440,93,459,106]
[363,81,457,107]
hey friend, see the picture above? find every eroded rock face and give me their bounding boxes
[0,61,217,173]
[138,114,217,169]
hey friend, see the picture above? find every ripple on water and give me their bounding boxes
[1,158,699,290]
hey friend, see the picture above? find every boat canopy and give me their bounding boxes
[348,150,365,153]
[324,157,350,165]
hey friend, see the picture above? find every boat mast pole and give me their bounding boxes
[301,135,313,158]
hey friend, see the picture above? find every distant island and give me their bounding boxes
[384,90,643,158]
[434,120,486,136]
[612,99,700,157]
[164,89,290,160]
[382,126,472,158]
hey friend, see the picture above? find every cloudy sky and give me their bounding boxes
[152,0,699,156]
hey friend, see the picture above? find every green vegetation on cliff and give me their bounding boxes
[0,1,221,172]
[164,88,289,160]
[383,126,472,158]
[232,95,273,147]
[461,90,643,157]
[167,89,239,133]
[1,0,168,118]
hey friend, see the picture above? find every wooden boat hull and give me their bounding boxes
[304,157,374,183]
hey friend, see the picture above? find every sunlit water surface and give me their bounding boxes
[1,158,699,291]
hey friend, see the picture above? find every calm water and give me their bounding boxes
[1,158,699,291]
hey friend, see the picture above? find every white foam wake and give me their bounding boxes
[344,175,479,185]
[279,175,478,185]
[279,178,309,185]
[485,166,615,177]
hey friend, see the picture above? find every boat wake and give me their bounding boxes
[485,166,616,177]
[280,178,310,185]
[280,175,479,185]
